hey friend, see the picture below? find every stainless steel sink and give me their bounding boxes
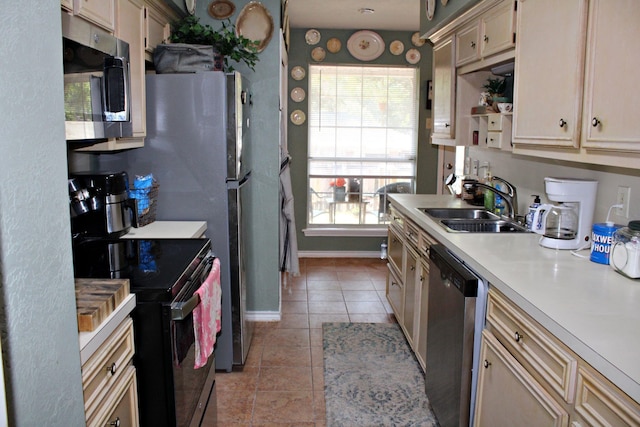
[420,208,500,220]
[419,207,529,233]
[440,219,529,233]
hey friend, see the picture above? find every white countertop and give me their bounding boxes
[390,194,640,403]
[122,221,207,239]
[78,293,136,365]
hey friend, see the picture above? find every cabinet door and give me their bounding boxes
[415,258,429,372]
[456,23,480,67]
[145,4,171,56]
[403,246,419,346]
[512,0,588,148]
[474,330,570,427]
[480,0,516,58]
[387,225,404,277]
[116,0,146,138]
[74,0,115,31]
[581,0,640,152]
[386,265,404,324]
[432,37,456,139]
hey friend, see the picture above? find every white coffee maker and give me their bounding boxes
[533,177,598,250]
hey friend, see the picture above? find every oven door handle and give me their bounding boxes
[170,255,214,321]
[171,293,201,321]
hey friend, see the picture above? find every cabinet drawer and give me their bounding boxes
[386,265,404,323]
[487,114,504,131]
[82,317,135,419]
[486,290,577,403]
[87,365,139,427]
[419,229,436,257]
[388,205,405,232]
[574,365,640,427]
[486,132,503,149]
[405,219,420,249]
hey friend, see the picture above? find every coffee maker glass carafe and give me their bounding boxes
[532,204,578,240]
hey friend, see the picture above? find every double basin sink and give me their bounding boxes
[419,208,528,233]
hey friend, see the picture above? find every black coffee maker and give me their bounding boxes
[69,171,138,239]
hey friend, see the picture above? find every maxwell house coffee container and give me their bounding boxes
[590,222,621,264]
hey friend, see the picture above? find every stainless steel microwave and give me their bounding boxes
[62,13,132,141]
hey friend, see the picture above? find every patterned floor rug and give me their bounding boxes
[323,322,439,427]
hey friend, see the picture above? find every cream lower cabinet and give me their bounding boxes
[475,289,640,426]
[475,330,570,426]
[386,203,435,371]
[82,317,139,426]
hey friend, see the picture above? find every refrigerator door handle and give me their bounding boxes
[226,171,251,189]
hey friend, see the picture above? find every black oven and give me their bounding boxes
[73,238,217,426]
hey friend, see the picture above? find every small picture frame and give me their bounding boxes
[426,80,433,110]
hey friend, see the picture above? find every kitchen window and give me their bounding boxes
[307,65,418,231]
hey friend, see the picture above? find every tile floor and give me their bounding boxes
[214,257,396,426]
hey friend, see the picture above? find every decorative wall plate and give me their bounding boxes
[305,29,321,45]
[208,0,235,19]
[311,46,326,62]
[290,87,305,102]
[326,37,342,54]
[389,40,404,56]
[426,0,436,20]
[406,48,421,64]
[186,0,196,15]
[411,31,426,47]
[290,109,306,125]
[291,66,305,80]
[236,1,274,53]
[347,30,385,61]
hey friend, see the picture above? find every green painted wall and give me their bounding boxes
[287,28,439,252]
[195,1,281,312]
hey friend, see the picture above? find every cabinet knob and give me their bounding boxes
[490,120,495,125]
[445,123,451,128]
[470,41,476,49]
[559,118,566,128]
[109,417,121,427]
[410,265,415,271]
[484,35,489,43]
[591,117,601,127]
[483,359,491,368]
[106,362,117,376]
[419,275,425,282]
[514,331,523,342]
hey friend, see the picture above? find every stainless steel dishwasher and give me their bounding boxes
[425,244,488,427]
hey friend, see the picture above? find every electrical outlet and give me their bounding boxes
[616,186,631,217]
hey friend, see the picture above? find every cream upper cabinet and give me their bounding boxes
[432,37,456,140]
[512,0,588,148]
[581,0,640,152]
[474,330,570,427]
[456,23,480,67]
[73,0,116,32]
[145,0,179,61]
[116,0,146,139]
[480,0,516,58]
[61,0,73,11]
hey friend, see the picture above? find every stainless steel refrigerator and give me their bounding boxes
[112,72,253,371]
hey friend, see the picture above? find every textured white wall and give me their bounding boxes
[0,2,85,425]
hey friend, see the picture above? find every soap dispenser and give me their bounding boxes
[525,195,542,230]
[482,164,494,212]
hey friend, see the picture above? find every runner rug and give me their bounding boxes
[323,322,438,426]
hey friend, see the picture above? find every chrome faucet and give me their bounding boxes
[463,177,518,219]
[492,176,518,217]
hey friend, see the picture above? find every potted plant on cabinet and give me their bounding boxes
[482,77,508,102]
[166,15,259,72]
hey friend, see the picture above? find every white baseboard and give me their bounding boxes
[247,311,281,322]
[298,251,380,258]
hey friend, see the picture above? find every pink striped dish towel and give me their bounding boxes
[193,258,222,369]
